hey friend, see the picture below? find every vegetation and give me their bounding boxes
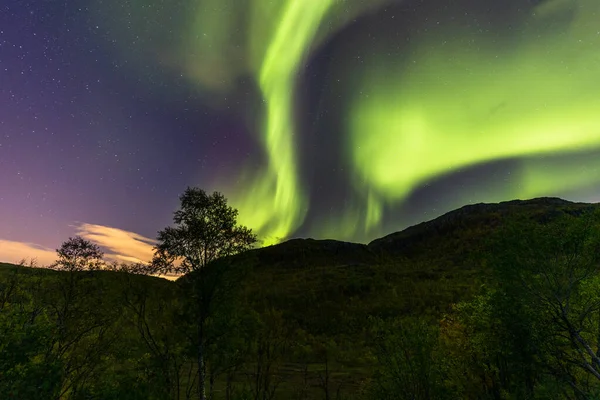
[3,193,600,399]
[53,237,104,272]
[150,187,257,400]
[150,187,257,275]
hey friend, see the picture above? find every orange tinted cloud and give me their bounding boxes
[75,223,157,264]
[75,224,180,280]
[0,240,57,266]
[0,224,179,280]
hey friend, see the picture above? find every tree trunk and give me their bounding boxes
[324,355,330,400]
[209,370,215,400]
[198,342,207,400]
[226,370,234,400]
[595,307,600,371]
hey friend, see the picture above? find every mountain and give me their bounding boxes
[235,197,596,269]
[223,197,599,315]
[2,197,599,399]
[369,197,594,256]
[5,197,597,328]
[169,197,596,352]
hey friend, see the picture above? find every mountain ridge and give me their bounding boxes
[236,197,598,268]
[3,197,600,398]
[3,197,598,271]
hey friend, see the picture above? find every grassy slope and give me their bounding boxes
[0,262,23,270]
[189,197,600,396]
[3,197,599,398]
[233,197,598,326]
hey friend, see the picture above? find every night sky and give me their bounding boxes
[2,0,600,265]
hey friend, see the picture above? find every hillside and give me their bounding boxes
[227,197,596,272]
[369,197,595,256]
[217,197,599,322]
[2,197,600,399]
[0,261,23,270]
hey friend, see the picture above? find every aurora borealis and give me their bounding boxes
[2,0,600,262]
[347,0,600,237]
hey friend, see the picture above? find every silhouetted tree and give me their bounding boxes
[151,187,257,275]
[44,237,122,396]
[151,187,257,400]
[249,308,290,400]
[121,272,189,398]
[106,261,152,275]
[54,236,104,272]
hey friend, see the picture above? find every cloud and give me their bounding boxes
[0,240,57,266]
[0,224,179,280]
[75,224,182,280]
[75,223,157,264]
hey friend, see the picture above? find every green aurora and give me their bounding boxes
[98,0,600,244]
[171,0,387,245]
[345,0,600,238]
[224,0,335,246]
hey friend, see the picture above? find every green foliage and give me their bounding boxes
[438,209,600,399]
[440,289,542,399]
[485,210,600,398]
[366,316,449,400]
[0,266,176,399]
[0,274,62,399]
[120,272,189,399]
[2,198,600,399]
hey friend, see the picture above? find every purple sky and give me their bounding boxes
[2,0,600,266]
[0,0,247,264]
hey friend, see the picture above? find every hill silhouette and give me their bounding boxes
[4,197,599,333]
[201,197,597,324]
[3,197,595,276]
[2,197,600,399]
[219,197,596,269]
